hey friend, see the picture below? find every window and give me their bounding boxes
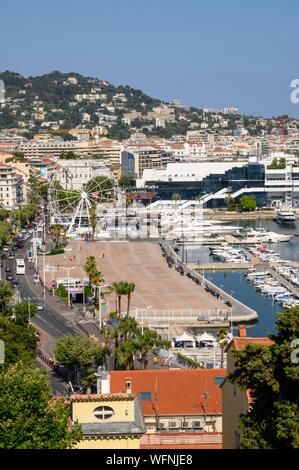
[140,392,152,401]
[125,379,132,389]
[214,377,224,386]
[93,406,114,420]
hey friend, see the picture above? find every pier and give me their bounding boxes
[188,262,252,271]
[164,244,258,323]
[40,240,233,331]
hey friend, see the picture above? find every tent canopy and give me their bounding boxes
[196,331,216,342]
[175,332,195,343]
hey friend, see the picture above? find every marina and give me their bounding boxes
[180,218,299,337]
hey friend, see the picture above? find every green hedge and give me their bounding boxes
[46,247,65,256]
[177,352,203,368]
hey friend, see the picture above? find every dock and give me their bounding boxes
[165,244,258,323]
[40,240,234,330]
[188,262,252,271]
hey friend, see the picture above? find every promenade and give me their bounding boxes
[38,240,230,325]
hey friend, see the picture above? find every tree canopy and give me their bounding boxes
[239,195,257,212]
[229,306,299,448]
[0,363,82,448]
[54,335,103,388]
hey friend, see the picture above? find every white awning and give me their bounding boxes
[175,332,196,343]
[196,331,216,342]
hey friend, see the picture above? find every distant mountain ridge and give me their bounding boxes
[0,70,296,139]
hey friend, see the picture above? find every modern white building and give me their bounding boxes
[137,161,246,187]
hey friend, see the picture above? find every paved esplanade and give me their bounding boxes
[40,241,229,322]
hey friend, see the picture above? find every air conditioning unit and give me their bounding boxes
[181,420,192,429]
[193,419,205,430]
[169,420,180,430]
[205,416,216,423]
[157,421,167,430]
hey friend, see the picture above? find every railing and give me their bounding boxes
[163,242,257,320]
[37,348,69,381]
[132,309,228,321]
[140,433,222,446]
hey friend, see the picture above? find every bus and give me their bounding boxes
[15,259,25,275]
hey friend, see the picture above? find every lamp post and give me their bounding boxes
[42,251,46,300]
[28,297,31,325]
[97,283,109,330]
[142,305,152,335]
[230,290,234,335]
[59,266,76,308]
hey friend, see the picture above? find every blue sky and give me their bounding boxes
[1,0,299,117]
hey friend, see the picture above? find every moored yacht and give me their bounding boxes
[274,208,296,226]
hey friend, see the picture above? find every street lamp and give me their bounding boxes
[59,266,76,308]
[142,305,152,335]
[97,283,109,330]
[230,290,234,335]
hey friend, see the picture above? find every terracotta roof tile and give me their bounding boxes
[110,369,225,416]
[70,393,134,402]
[232,337,273,351]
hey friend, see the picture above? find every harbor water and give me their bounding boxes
[180,218,299,337]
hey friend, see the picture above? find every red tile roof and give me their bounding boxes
[232,337,273,351]
[70,393,134,402]
[110,369,225,416]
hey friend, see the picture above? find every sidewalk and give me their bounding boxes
[25,261,78,322]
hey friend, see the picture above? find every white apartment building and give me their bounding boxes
[0,164,23,209]
[19,139,121,175]
[58,159,112,190]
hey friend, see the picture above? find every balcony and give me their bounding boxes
[140,432,222,447]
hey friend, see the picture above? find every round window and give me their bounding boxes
[93,406,114,420]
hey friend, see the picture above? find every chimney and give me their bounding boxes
[238,326,247,337]
[125,378,132,394]
[95,367,110,394]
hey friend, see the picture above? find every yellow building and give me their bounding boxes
[70,392,145,449]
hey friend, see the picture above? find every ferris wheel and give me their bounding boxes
[48,171,118,237]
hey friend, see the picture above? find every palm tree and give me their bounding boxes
[51,224,63,248]
[90,270,105,311]
[89,205,98,241]
[84,256,97,286]
[116,339,139,370]
[137,328,170,370]
[217,328,229,368]
[109,281,128,319]
[101,326,113,370]
[125,282,135,317]
[119,316,138,342]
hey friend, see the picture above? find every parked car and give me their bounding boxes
[8,253,15,259]
[6,274,13,281]
[2,246,9,252]
[5,266,10,272]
